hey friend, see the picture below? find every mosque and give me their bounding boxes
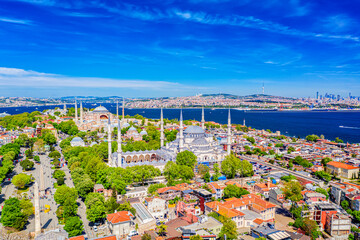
[72,99,232,168]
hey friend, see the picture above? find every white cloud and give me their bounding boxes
[0,67,200,90]
[0,17,32,25]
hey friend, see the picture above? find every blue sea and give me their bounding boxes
[1,103,360,143]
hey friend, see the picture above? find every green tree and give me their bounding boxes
[12,173,32,189]
[0,198,27,230]
[20,159,34,171]
[86,201,106,222]
[76,177,95,198]
[221,154,241,179]
[321,157,332,166]
[219,217,238,240]
[53,170,66,179]
[315,188,329,199]
[63,198,78,218]
[282,180,303,203]
[33,155,40,162]
[223,185,250,199]
[54,185,78,205]
[20,198,34,217]
[341,200,350,210]
[64,216,84,237]
[198,164,210,179]
[212,163,221,181]
[306,135,320,142]
[157,224,168,236]
[142,233,152,240]
[49,150,61,159]
[314,171,332,182]
[176,150,197,169]
[190,235,203,240]
[335,137,344,143]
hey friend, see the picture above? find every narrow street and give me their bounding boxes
[57,146,94,238]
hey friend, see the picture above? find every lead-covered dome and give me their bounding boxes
[93,106,109,112]
[184,126,205,134]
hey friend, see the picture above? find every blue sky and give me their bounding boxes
[1,0,360,98]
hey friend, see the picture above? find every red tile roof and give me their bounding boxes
[107,211,133,224]
[327,161,359,170]
[157,186,180,194]
[68,236,85,240]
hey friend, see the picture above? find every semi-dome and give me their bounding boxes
[71,137,83,142]
[191,137,209,146]
[140,130,147,135]
[123,122,130,128]
[184,125,205,134]
[93,106,109,112]
[128,126,137,131]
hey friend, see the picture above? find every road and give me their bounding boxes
[56,146,94,238]
[240,155,325,187]
[27,153,59,233]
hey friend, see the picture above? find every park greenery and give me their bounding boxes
[12,173,33,189]
[223,184,250,199]
[221,154,253,179]
[207,213,238,240]
[293,156,313,168]
[0,111,41,130]
[198,164,211,182]
[280,174,297,182]
[0,197,33,231]
[20,159,34,171]
[305,134,320,142]
[314,171,332,182]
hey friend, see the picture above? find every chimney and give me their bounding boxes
[267,177,271,187]
[216,205,219,211]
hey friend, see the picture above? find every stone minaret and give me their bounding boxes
[201,106,205,130]
[117,104,122,168]
[108,116,112,167]
[160,107,164,147]
[63,103,66,111]
[116,101,119,117]
[227,108,232,155]
[122,97,125,122]
[74,98,78,124]
[243,118,246,127]
[179,108,184,152]
[80,101,83,124]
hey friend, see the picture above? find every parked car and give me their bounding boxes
[93,226,98,232]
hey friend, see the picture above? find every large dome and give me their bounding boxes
[184,125,205,134]
[93,106,109,112]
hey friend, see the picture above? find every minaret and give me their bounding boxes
[116,101,119,117]
[227,108,231,155]
[74,98,78,124]
[243,118,246,126]
[179,108,184,152]
[63,103,66,111]
[122,97,125,122]
[160,107,164,147]
[117,103,122,168]
[201,106,205,130]
[108,116,112,167]
[80,101,83,124]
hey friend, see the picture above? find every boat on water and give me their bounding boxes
[211,108,215,110]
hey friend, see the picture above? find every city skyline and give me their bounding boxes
[1,0,360,97]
